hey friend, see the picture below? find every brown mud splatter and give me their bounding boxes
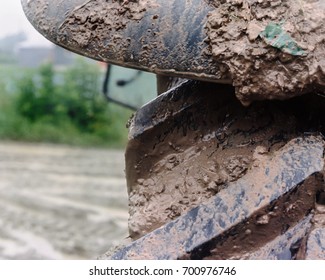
[126,82,324,240]
[206,0,325,105]
[56,0,153,62]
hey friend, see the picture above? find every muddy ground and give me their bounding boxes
[0,141,129,259]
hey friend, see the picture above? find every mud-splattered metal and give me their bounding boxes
[21,0,230,83]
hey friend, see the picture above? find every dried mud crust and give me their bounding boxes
[54,0,221,80]
[205,0,325,105]
[126,85,323,239]
[57,0,151,62]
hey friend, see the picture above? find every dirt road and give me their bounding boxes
[0,141,129,259]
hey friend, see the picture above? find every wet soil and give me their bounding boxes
[107,134,324,259]
[122,81,325,259]
[206,0,325,105]
[204,172,322,259]
[126,82,325,240]
[107,80,325,260]
[0,142,128,259]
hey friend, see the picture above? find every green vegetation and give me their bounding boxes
[0,61,138,147]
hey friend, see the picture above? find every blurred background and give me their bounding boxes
[0,0,156,259]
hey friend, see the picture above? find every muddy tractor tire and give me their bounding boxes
[21,0,325,259]
[109,81,325,259]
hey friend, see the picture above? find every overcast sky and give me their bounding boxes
[0,0,50,46]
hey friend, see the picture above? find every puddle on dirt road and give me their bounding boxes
[0,141,129,259]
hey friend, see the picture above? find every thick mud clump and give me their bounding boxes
[206,0,325,105]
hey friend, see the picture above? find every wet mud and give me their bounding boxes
[125,81,325,241]
[0,142,128,259]
[204,173,322,260]
[206,0,325,105]
[108,134,324,260]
